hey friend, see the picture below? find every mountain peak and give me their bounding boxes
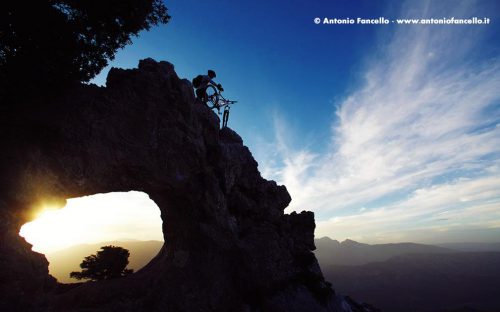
[341,239,366,247]
[317,236,340,244]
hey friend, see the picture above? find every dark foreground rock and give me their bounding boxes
[0,58,373,311]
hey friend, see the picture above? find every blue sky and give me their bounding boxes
[90,0,500,244]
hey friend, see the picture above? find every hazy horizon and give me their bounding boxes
[46,236,500,251]
[43,236,500,284]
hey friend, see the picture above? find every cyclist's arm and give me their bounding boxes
[210,80,223,90]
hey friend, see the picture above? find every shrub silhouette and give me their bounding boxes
[70,245,134,281]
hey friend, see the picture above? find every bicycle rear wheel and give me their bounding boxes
[206,85,219,108]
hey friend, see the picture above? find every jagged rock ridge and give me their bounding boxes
[0,59,375,311]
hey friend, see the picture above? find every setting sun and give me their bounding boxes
[19,191,163,253]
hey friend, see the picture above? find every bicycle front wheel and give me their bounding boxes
[206,85,219,108]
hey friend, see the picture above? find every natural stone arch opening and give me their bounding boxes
[19,191,164,284]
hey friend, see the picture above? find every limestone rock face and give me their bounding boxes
[0,59,368,311]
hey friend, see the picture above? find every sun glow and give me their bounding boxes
[19,191,163,253]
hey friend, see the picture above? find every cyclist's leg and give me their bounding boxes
[202,87,208,103]
[195,88,203,100]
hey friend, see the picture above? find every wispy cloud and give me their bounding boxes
[259,1,500,243]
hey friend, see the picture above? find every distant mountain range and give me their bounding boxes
[315,237,500,312]
[437,242,500,252]
[314,237,453,266]
[46,240,163,283]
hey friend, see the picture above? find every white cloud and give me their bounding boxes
[313,175,500,243]
[259,1,500,243]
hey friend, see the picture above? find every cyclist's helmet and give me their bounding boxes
[208,70,216,78]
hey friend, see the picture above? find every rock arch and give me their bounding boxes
[0,59,336,311]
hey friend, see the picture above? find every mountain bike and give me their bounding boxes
[206,84,238,128]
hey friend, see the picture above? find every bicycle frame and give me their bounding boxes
[206,84,237,127]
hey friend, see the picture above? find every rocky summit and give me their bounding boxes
[0,58,376,312]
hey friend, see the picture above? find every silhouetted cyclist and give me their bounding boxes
[193,70,223,103]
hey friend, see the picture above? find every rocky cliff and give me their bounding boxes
[0,59,375,311]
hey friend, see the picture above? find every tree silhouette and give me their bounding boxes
[0,0,170,101]
[70,245,134,281]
